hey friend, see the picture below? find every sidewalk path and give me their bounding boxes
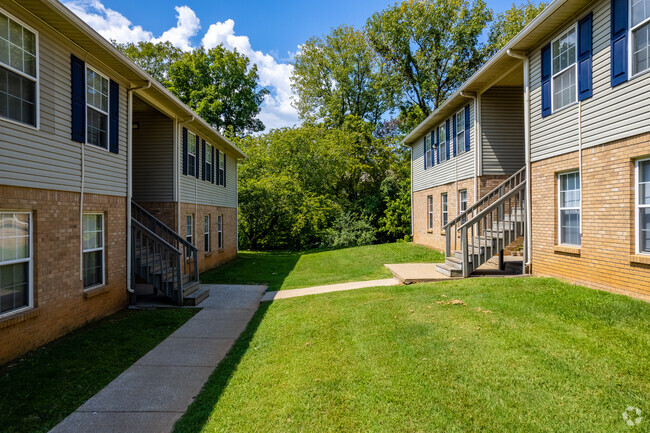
[261,278,401,302]
[51,284,266,433]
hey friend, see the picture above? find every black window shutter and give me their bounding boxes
[71,55,85,143]
[611,0,628,86]
[195,134,200,179]
[541,44,552,117]
[464,105,470,152]
[223,153,227,187]
[201,139,206,181]
[182,128,188,175]
[578,13,593,100]
[109,80,119,154]
[211,145,215,183]
[215,150,220,184]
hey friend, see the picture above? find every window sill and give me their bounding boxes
[440,231,446,236]
[554,245,581,256]
[205,252,212,257]
[630,254,650,265]
[426,229,434,234]
[0,307,39,329]
[218,248,225,252]
[84,285,108,299]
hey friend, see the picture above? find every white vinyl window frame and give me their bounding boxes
[424,134,431,169]
[459,190,468,213]
[636,158,650,254]
[204,214,210,253]
[550,23,578,113]
[0,211,33,318]
[219,150,225,186]
[217,214,223,249]
[82,212,105,290]
[630,0,650,77]
[427,195,433,230]
[205,144,213,182]
[186,214,193,245]
[441,193,448,227]
[456,109,466,155]
[558,171,581,246]
[85,65,110,150]
[439,124,448,162]
[0,8,39,130]
[188,131,197,177]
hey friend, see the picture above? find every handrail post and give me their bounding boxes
[176,254,183,305]
[193,248,199,283]
[445,225,451,257]
[461,227,469,278]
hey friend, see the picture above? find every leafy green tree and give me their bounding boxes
[114,41,183,83]
[487,1,547,56]
[291,25,395,126]
[366,0,492,128]
[165,46,269,136]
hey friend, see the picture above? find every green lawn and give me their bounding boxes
[0,308,198,433]
[175,278,650,433]
[201,242,444,291]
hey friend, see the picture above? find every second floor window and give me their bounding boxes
[632,0,650,75]
[439,124,448,162]
[219,151,225,186]
[552,26,577,112]
[86,68,109,148]
[424,134,431,169]
[0,11,37,127]
[456,110,465,155]
[559,171,581,246]
[205,144,213,182]
[188,132,196,177]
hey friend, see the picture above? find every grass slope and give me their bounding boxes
[0,308,198,433]
[175,278,650,433]
[201,242,444,291]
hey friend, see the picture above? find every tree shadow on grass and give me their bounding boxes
[172,300,272,432]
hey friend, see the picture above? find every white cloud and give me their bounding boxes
[152,6,200,52]
[64,1,299,131]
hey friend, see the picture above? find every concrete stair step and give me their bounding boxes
[183,285,209,306]
[435,262,462,277]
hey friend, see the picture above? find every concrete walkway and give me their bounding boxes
[261,278,400,301]
[51,284,266,433]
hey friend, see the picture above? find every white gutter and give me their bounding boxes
[460,91,479,201]
[410,147,414,237]
[506,49,532,270]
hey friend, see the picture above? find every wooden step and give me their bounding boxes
[182,280,200,297]
[445,256,463,270]
[435,262,462,277]
[183,285,209,306]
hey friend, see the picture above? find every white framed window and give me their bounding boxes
[424,134,431,169]
[186,214,193,245]
[459,190,468,213]
[441,193,448,226]
[558,171,581,246]
[82,213,104,289]
[204,214,210,253]
[0,10,38,128]
[217,214,223,249]
[0,212,32,316]
[86,67,109,149]
[456,110,465,155]
[188,132,196,177]
[631,0,650,76]
[219,151,225,186]
[205,144,213,182]
[427,195,433,230]
[551,25,578,112]
[636,158,650,254]
[439,124,448,162]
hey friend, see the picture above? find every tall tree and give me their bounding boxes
[114,41,182,83]
[291,25,395,126]
[165,46,269,136]
[487,1,547,56]
[366,0,492,129]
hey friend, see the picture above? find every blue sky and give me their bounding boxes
[64,0,518,130]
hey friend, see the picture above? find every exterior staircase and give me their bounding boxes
[438,167,527,277]
[131,202,208,305]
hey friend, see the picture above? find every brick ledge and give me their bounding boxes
[84,285,109,299]
[630,254,650,265]
[554,245,581,255]
[0,308,40,329]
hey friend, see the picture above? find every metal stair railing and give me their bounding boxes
[131,201,199,285]
[443,166,526,258]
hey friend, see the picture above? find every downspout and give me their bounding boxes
[79,132,85,281]
[410,146,414,238]
[578,101,583,237]
[460,91,478,201]
[126,80,151,297]
[507,49,532,270]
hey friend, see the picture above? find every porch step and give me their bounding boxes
[435,262,463,277]
[445,256,463,270]
[182,280,200,297]
[183,285,210,306]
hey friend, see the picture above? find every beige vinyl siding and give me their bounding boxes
[0,3,128,196]
[178,126,238,209]
[481,87,526,175]
[132,111,174,202]
[530,0,650,162]
[411,104,475,192]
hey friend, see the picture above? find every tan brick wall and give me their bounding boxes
[531,132,650,301]
[0,186,128,364]
[479,175,512,197]
[137,201,177,232]
[179,203,237,273]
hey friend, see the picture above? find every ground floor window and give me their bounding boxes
[427,195,433,230]
[186,214,193,245]
[441,193,448,227]
[82,213,104,289]
[559,171,580,246]
[459,190,468,213]
[0,212,31,315]
[204,214,210,252]
[217,215,223,249]
[638,159,650,254]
